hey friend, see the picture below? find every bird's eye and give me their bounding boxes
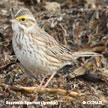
[21,18,25,21]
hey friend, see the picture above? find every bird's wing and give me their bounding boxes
[35,30,101,63]
[46,43,74,62]
[45,34,101,62]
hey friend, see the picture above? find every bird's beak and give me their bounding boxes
[9,19,17,23]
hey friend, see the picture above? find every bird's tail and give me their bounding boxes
[73,51,101,59]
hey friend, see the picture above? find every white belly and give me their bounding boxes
[12,34,49,76]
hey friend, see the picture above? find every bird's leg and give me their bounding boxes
[43,72,56,88]
[38,75,47,88]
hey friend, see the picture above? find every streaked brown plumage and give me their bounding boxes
[11,8,100,87]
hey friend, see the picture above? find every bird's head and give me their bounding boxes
[10,8,36,32]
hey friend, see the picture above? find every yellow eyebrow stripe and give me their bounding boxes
[16,16,28,20]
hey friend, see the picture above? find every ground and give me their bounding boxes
[0,0,108,108]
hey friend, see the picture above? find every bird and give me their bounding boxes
[10,8,100,88]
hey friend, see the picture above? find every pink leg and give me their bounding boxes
[39,75,47,87]
[43,73,56,88]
